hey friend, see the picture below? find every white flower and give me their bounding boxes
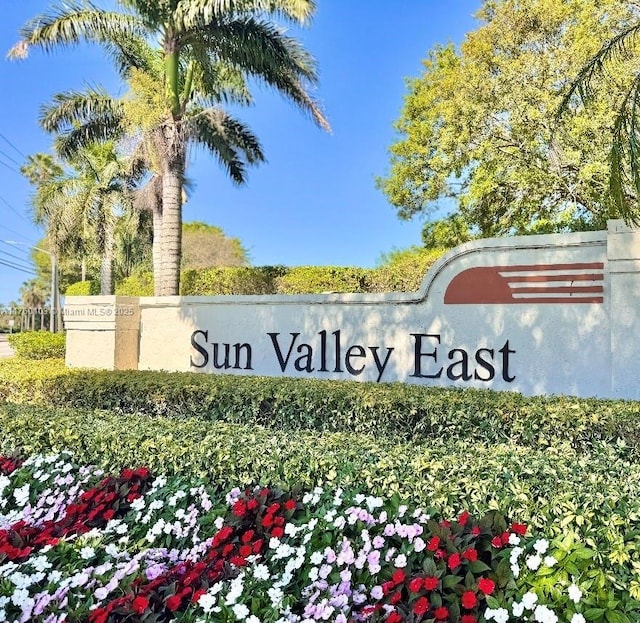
[394,554,407,568]
[268,587,284,608]
[533,604,558,623]
[232,603,250,620]
[413,537,426,552]
[80,546,95,560]
[310,551,324,565]
[568,584,583,604]
[512,602,525,617]
[509,533,521,545]
[247,616,261,623]
[485,607,509,623]
[570,615,586,623]
[533,539,549,554]
[544,555,557,567]
[526,554,542,570]
[522,592,538,610]
[253,564,270,581]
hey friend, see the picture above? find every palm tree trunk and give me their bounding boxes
[100,223,115,295]
[153,207,163,296]
[159,144,185,296]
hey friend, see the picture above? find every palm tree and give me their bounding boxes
[21,143,135,295]
[11,0,329,295]
[558,21,640,223]
[20,279,48,331]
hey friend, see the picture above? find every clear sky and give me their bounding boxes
[0,1,481,305]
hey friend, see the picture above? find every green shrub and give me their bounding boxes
[7,331,66,360]
[1,359,640,457]
[65,280,100,296]
[115,271,154,296]
[370,247,445,292]
[181,265,288,295]
[274,266,373,294]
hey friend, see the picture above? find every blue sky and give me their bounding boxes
[0,1,480,304]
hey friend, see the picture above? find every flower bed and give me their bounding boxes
[0,452,636,623]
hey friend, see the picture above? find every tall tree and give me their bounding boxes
[11,0,329,295]
[377,0,640,239]
[21,143,135,295]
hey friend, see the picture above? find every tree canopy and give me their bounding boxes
[378,0,640,241]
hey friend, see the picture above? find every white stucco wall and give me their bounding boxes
[65,221,640,399]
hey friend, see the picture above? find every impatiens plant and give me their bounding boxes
[0,453,638,623]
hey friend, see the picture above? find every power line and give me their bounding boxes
[0,258,36,275]
[0,149,22,168]
[0,132,27,159]
[0,241,31,257]
[0,247,35,267]
[0,224,38,246]
[0,159,19,176]
[0,194,30,222]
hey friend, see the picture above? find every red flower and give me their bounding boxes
[285,499,296,511]
[470,526,481,537]
[134,467,150,479]
[382,581,395,595]
[462,548,478,562]
[239,545,252,558]
[271,526,284,538]
[392,569,406,585]
[477,578,495,595]
[500,531,510,545]
[434,606,449,620]
[102,509,115,521]
[230,556,247,567]
[387,612,403,623]
[132,596,149,614]
[192,589,206,603]
[461,591,477,609]
[241,530,255,543]
[247,498,259,511]
[267,503,280,514]
[511,522,527,536]
[461,616,477,623]
[166,594,183,612]
[491,536,502,548]
[458,511,470,525]
[427,536,440,551]
[413,597,430,616]
[408,577,424,593]
[389,591,402,604]
[120,468,134,480]
[423,576,439,591]
[262,514,274,528]
[232,500,247,517]
[447,552,461,569]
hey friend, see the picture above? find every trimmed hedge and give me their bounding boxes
[6,331,66,359]
[71,250,446,297]
[1,403,639,542]
[1,360,640,456]
[65,280,100,296]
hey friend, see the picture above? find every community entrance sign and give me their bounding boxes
[64,220,640,399]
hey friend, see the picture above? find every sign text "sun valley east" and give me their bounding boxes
[190,329,516,383]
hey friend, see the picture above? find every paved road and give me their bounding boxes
[0,334,15,358]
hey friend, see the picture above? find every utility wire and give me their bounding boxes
[0,247,35,267]
[0,149,22,167]
[0,159,19,175]
[0,194,30,222]
[0,224,37,245]
[0,258,36,275]
[0,132,26,159]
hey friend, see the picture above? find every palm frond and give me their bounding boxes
[174,0,316,30]
[40,88,123,133]
[609,72,640,224]
[186,107,264,183]
[8,2,142,58]
[103,31,159,78]
[558,22,640,116]
[192,16,330,130]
